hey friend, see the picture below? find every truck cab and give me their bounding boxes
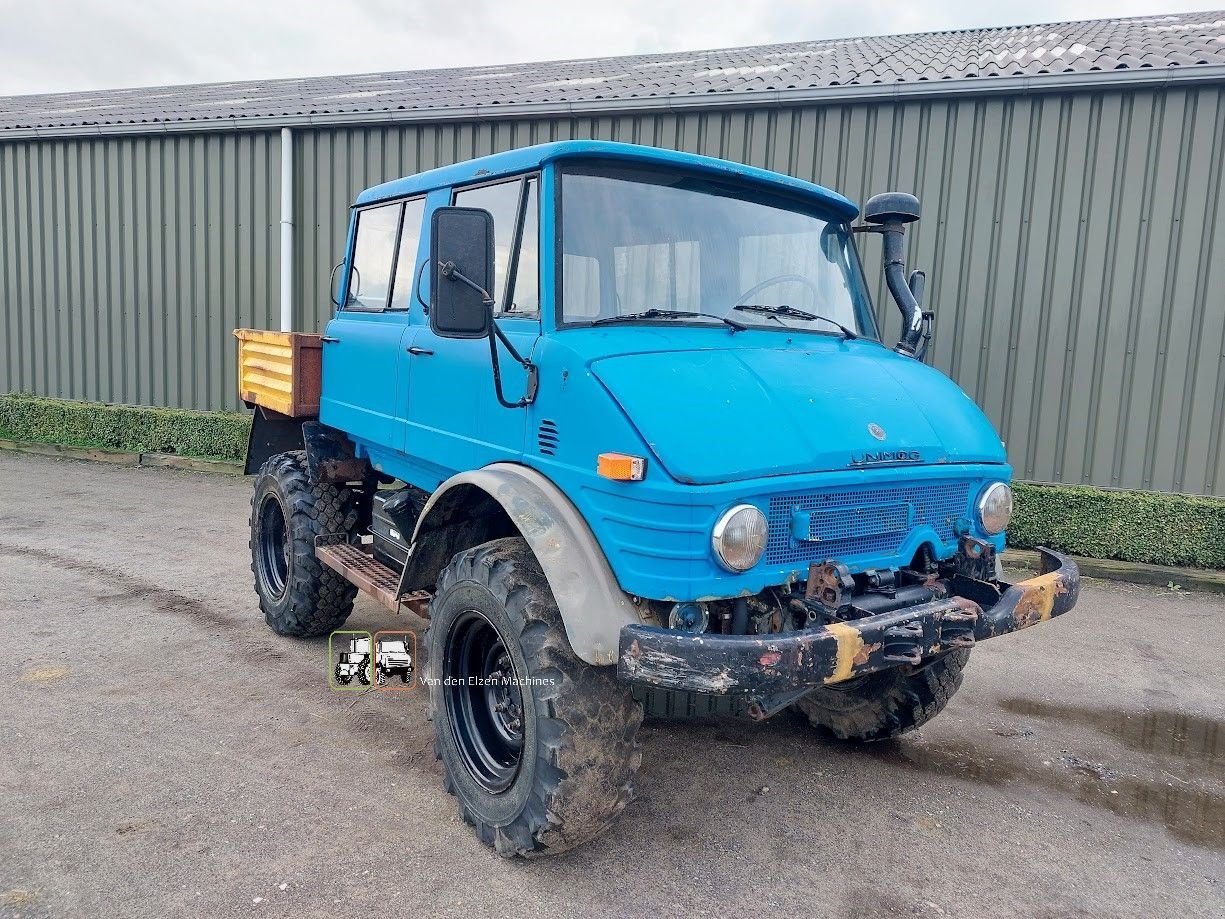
[238,140,1079,858]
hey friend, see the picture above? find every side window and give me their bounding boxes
[348,202,401,311]
[453,176,540,317]
[510,179,539,315]
[390,197,427,311]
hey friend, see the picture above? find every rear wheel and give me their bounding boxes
[427,537,642,857]
[793,649,971,742]
[250,451,358,637]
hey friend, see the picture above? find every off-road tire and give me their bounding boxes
[250,451,359,637]
[334,666,351,686]
[427,537,643,857]
[793,649,971,742]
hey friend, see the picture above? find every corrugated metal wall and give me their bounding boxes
[4,84,1224,494]
[0,132,281,411]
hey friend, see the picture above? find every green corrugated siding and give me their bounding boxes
[3,85,1224,494]
[0,132,280,411]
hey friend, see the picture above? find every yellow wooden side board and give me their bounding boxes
[233,329,322,418]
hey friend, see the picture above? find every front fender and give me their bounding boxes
[404,463,644,666]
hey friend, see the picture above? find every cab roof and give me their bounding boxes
[355,140,858,219]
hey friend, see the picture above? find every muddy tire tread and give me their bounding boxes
[794,649,971,742]
[249,450,359,637]
[428,537,643,857]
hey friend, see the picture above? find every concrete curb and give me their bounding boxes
[0,438,243,475]
[1004,548,1225,594]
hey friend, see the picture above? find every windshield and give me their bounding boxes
[559,165,878,337]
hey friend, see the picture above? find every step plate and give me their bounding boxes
[315,542,430,616]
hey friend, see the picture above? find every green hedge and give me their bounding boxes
[3,394,1224,569]
[0,394,249,462]
[1010,481,1225,570]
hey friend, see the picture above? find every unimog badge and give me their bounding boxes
[849,449,923,467]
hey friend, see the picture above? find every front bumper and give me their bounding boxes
[617,547,1079,704]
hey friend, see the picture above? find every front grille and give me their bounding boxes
[764,480,973,568]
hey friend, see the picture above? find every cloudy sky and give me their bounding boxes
[2,0,1221,96]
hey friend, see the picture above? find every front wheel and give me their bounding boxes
[793,649,971,742]
[427,537,642,857]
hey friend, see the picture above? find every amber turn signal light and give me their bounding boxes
[597,452,646,481]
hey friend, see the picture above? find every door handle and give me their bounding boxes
[321,336,341,344]
[406,346,434,356]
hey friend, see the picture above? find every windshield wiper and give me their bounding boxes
[591,309,746,332]
[732,303,858,339]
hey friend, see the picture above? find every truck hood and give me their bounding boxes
[589,341,1005,485]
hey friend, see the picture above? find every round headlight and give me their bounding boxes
[712,504,768,572]
[977,482,1014,535]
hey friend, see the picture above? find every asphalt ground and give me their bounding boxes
[1,450,1222,918]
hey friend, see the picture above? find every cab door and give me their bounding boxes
[321,197,427,452]
[405,176,541,485]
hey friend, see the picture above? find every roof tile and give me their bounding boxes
[2,11,1223,134]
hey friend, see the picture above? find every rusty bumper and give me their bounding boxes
[617,547,1079,698]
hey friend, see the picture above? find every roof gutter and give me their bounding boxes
[3,64,1224,142]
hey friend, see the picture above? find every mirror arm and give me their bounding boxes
[487,327,538,409]
[440,260,538,409]
[439,260,492,302]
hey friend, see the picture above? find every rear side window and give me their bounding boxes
[348,203,399,311]
[346,197,425,312]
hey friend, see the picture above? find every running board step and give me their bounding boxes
[315,541,430,616]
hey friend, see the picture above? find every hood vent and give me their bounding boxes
[538,419,560,456]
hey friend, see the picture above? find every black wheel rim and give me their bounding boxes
[257,494,291,600]
[444,609,525,794]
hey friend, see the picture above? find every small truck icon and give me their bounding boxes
[375,637,414,685]
[333,636,371,686]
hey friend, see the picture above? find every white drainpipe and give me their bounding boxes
[279,127,294,332]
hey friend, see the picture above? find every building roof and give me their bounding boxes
[2,11,1224,139]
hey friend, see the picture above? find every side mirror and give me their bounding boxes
[330,263,361,308]
[430,207,494,339]
[329,263,345,307]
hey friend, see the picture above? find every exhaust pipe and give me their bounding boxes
[862,192,925,357]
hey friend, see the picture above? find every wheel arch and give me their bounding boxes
[402,463,641,666]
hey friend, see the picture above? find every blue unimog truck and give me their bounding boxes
[236,140,1079,857]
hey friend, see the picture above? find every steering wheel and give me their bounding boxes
[733,273,820,308]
